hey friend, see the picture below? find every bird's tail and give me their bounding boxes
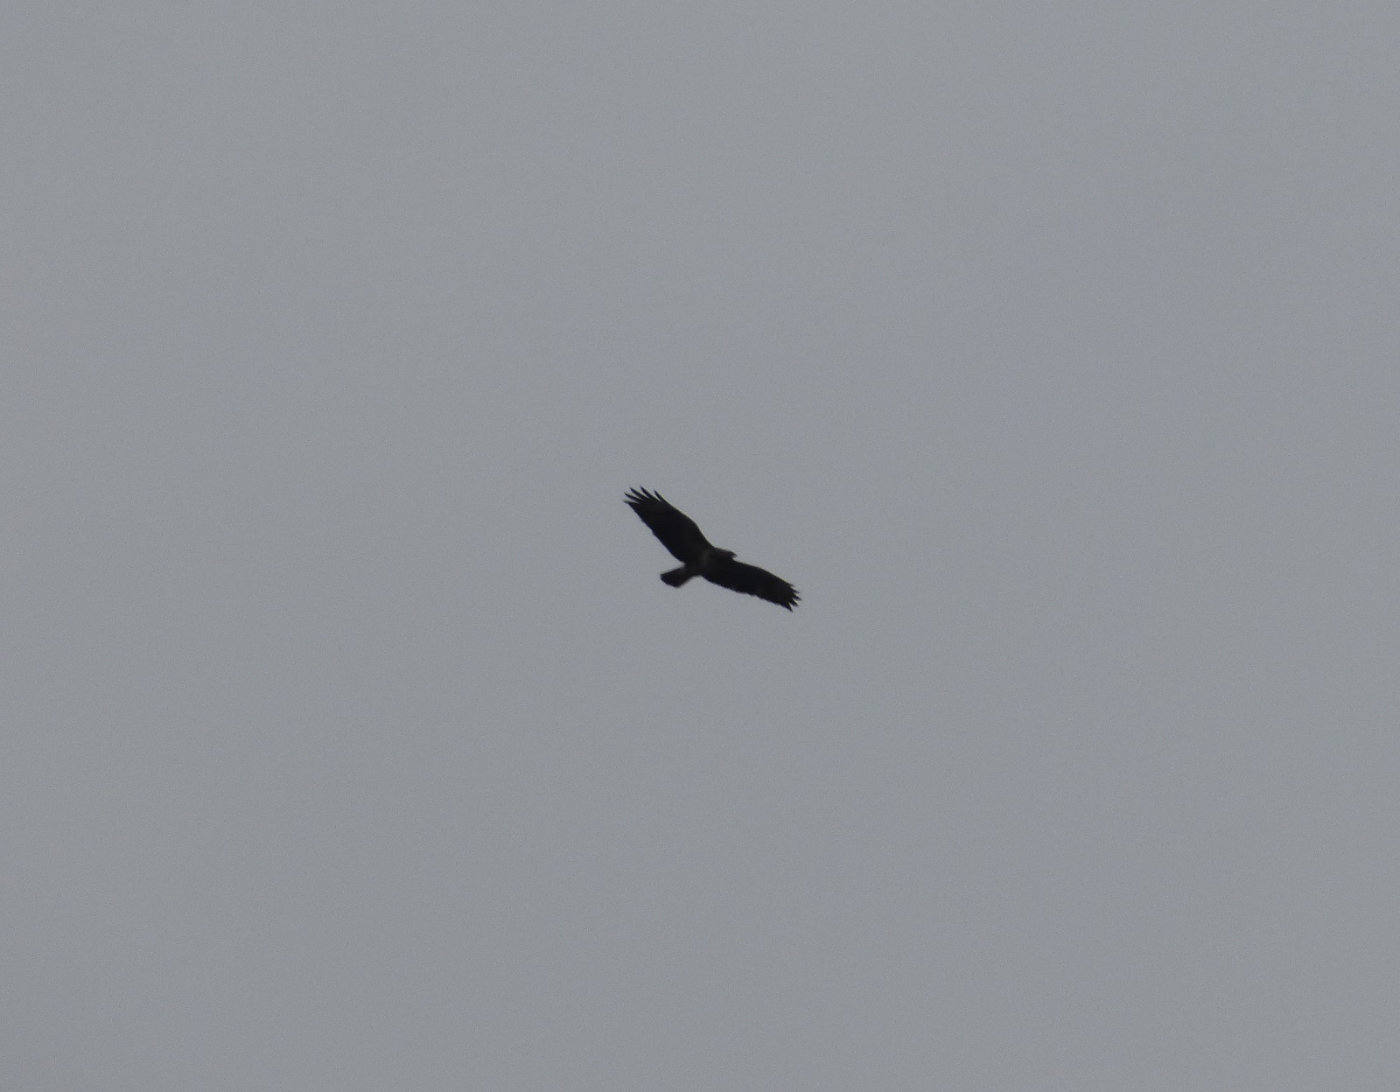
[660,566,693,587]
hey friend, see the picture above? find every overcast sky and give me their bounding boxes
[6,3,1399,1087]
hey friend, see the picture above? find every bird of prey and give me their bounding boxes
[624,488,799,610]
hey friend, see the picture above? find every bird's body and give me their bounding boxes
[624,488,799,610]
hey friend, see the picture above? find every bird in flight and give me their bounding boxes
[624,488,799,610]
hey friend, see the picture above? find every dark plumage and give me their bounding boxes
[624,488,799,610]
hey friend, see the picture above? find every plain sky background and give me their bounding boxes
[6,3,1399,1087]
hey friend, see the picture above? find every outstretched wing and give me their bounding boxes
[703,557,800,610]
[624,488,711,564]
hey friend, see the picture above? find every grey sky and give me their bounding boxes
[6,3,1399,1087]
